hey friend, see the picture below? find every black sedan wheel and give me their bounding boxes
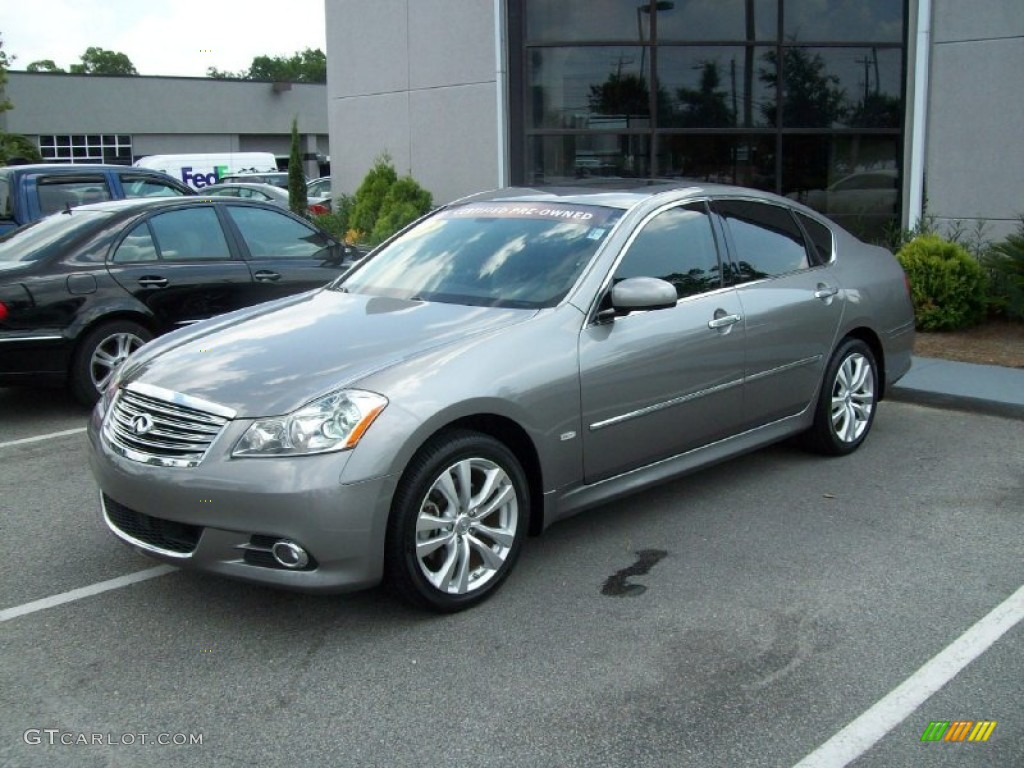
[385,430,528,612]
[804,338,878,456]
[70,320,152,405]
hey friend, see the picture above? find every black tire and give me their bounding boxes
[70,320,152,406]
[803,338,879,456]
[384,430,529,613]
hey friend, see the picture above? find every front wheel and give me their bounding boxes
[385,430,528,612]
[803,338,879,456]
[70,320,152,406]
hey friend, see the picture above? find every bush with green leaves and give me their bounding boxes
[982,218,1024,321]
[350,154,398,237]
[311,193,355,241]
[897,234,988,331]
[370,175,433,244]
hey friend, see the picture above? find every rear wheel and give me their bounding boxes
[385,430,528,612]
[70,320,152,405]
[804,338,878,456]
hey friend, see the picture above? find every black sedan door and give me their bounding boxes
[106,205,254,330]
[221,204,352,301]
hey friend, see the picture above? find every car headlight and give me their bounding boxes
[232,389,388,457]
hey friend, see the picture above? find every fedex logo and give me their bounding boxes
[181,165,229,188]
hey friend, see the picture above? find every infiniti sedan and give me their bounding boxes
[0,197,360,403]
[87,183,915,612]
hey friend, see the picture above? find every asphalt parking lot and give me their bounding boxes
[1,386,1021,768]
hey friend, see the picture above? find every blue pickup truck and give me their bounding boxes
[0,164,194,235]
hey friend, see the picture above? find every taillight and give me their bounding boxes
[308,203,329,216]
[0,301,8,322]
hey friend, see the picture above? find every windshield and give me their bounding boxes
[337,202,622,308]
[0,210,113,265]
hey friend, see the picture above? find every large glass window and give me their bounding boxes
[512,0,906,241]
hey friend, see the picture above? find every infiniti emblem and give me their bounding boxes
[131,414,155,436]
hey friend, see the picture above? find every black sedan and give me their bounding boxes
[0,197,361,403]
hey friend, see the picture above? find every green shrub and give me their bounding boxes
[982,219,1024,321]
[369,175,433,245]
[897,234,988,331]
[311,193,355,241]
[350,153,398,236]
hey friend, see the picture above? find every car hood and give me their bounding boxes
[121,289,536,416]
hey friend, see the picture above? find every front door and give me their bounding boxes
[579,202,747,483]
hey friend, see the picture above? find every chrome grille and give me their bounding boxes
[102,382,236,468]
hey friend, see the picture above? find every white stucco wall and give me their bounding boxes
[326,0,501,204]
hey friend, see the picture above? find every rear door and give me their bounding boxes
[712,199,844,428]
[106,205,254,329]
[222,204,350,300]
[579,202,747,483]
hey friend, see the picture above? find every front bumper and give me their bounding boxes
[86,407,398,593]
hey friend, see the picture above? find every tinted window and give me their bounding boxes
[615,203,722,299]
[37,176,112,215]
[715,200,810,280]
[112,223,159,263]
[0,211,112,264]
[121,175,187,198]
[227,206,329,259]
[148,208,231,261]
[796,212,834,264]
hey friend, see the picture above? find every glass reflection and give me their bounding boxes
[782,135,899,242]
[785,0,903,43]
[657,46,774,127]
[658,135,776,189]
[528,134,652,183]
[528,47,651,129]
[657,0,778,42]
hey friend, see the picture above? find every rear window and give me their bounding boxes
[0,210,113,264]
[37,175,112,215]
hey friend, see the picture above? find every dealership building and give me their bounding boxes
[327,0,1022,241]
[2,0,1020,242]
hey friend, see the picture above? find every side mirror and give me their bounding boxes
[607,276,677,316]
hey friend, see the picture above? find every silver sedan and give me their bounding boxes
[87,183,915,612]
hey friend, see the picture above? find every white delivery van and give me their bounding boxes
[133,152,278,190]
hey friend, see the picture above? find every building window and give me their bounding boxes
[38,134,133,165]
[509,0,907,242]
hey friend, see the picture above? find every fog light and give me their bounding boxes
[271,540,310,569]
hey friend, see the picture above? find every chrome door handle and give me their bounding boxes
[137,277,168,288]
[708,313,741,329]
[814,285,839,300]
[254,270,282,282]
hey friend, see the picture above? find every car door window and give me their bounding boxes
[715,200,811,281]
[227,205,330,259]
[37,176,112,214]
[112,222,160,263]
[614,202,722,299]
[795,212,834,265]
[121,175,188,198]
[147,207,231,261]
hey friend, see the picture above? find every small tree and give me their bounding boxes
[287,116,308,216]
[69,47,138,75]
[350,153,398,237]
[371,176,433,244]
[1,36,43,164]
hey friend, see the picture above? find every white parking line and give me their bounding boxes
[794,582,1024,767]
[0,426,87,449]
[0,565,176,623]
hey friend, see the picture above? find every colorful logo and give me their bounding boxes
[920,720,997,742]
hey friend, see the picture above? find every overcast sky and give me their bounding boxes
[1,0,327,78]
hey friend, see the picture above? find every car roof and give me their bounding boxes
[0,163,168,174]
[205,182,287,193]
[453,180,798,212]
[67,196,287,215]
